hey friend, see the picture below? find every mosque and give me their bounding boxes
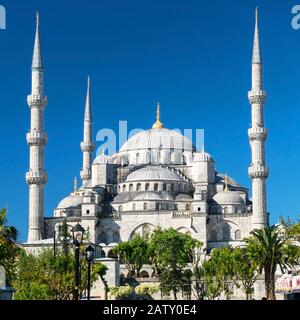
[24,10,269,263]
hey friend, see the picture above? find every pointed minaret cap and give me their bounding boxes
[252,7,262,64]
[84,76,92,121]
[152,102,164,129]
[32,11,43,69]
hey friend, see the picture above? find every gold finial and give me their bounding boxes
[152,102,164,129]
[224,174,229,191]
[73,176,77,193]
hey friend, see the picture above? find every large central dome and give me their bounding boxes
[120,128,195,152]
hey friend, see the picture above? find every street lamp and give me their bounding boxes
[85,245,95,301]
[71,223,85,300]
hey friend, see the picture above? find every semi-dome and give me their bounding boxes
[175,194,193,201]
[133,192,163,201]
[212,191,245,205]
[193,151,213,162]
[93,152,113,164]
[126,165,182,182]
[120,128,195,152]
[57,194,83,209]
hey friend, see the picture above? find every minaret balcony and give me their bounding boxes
[248,90,267,105]
[248,165,269,178]
[27,95,48,108]
[26,132,48,146]
[26,171,48,185]
[248,127,268,141]
[80,141,95,152]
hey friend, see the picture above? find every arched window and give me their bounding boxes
[235,230,241,240]
[171,184,175,192]
[223,224,231,241]
[211,230,218,242]
[118,185,121,191]
[185,204,190,211]
[118,205,123,212]
[140,270,150,278]
[235,206,239,214]
[155,202,160,210]
[107,249,118,259]
[145,183,150,191]
[133,203,136,211]
[154,183,159,191]
[143,202,148,211]
[157,152,161,163]
[122,185,126,192]
[136,153,140,164]
[129,184,133,192]
[146,151,151,164]
[163,183,167,191]
[137,183,141,191]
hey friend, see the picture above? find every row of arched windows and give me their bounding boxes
[210,227,241,242]
[211,206,245,214]
[119,182,190,193]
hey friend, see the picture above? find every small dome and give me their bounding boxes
[93,153,113,164]
[133,192,163,201]
[212,191,245,205]
[57,194,83,209]
[193,151,213,162]
[126,165,182,182]
[176,194,193,201]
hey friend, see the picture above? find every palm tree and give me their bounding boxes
[0,208,17,242]
[245,225,298,300]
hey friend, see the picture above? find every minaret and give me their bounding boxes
[26,12,48,242]
[80,77,95,182]
[248,8,269,229]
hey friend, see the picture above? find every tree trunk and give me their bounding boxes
[173,290,177,300]
[264,269,276,300]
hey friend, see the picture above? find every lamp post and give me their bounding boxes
[71,223,85,301]
[85,245,95,300]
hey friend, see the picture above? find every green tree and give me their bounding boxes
[202,259,223,300]
[13,248,99,300]
[113,234,149,278]
[148,228,201,300]
[245,225,299,300]
[209,247,235,300]
[94,263,109,300]
[0,208,19,284]
[232,247,259,300]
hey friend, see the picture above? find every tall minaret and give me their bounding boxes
[80,77,95,182]
[248,8,269,229]
[26,12,48,242]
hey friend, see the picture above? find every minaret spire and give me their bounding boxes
[248,8,269,229]
[80,77,95,183]
[26,13,48,242]
[252,7,262,64]
[32,12,43,70]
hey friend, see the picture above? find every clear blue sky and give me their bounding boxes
[0,0,299,241]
